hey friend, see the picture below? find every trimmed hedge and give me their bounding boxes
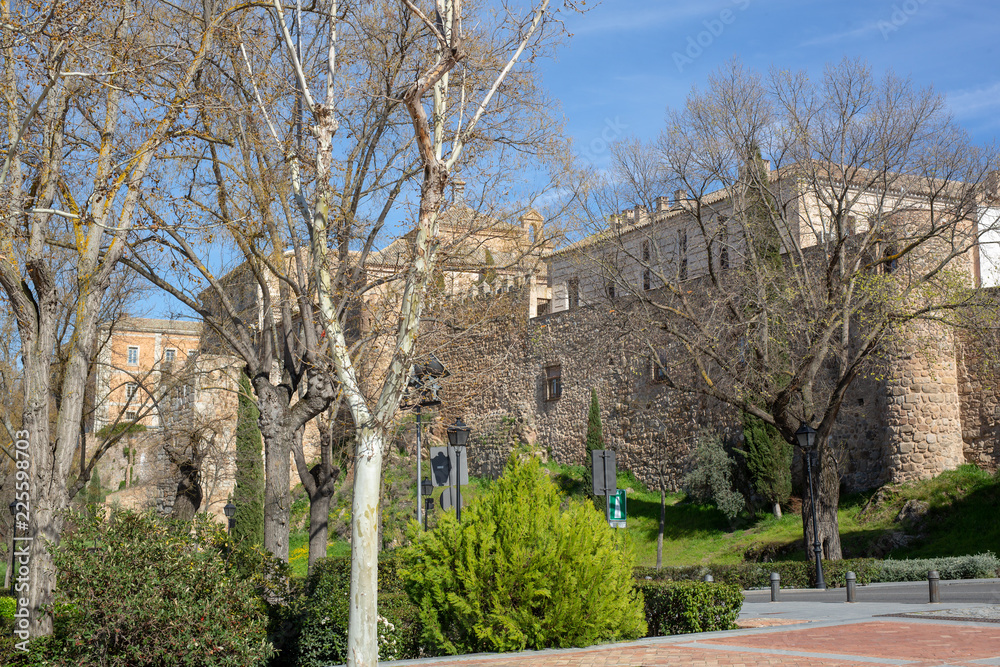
[636,561,876,589]
[878,553,1000,582]
[636,553,998,589]
[637,581,742,636]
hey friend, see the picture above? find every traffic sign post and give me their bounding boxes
[608,489,626,528]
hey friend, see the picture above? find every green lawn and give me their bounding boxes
[288,460,1000,577]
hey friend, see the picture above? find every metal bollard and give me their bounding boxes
[845,571,856,603]
[703,573,714,583]
[928,570,940,603]
[770,571,780,602]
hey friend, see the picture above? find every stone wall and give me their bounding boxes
[449,286,1000,493]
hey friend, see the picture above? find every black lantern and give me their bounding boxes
[223,502,236,533]
[447,418,470,447]
[421,478,433,497]
[795,422,826,590]
[7,501,14,517]
[795,423,817,451]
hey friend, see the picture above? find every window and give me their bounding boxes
[568,278,579,310]
[126,383,137,401]
[536,299,550,317]
[545,365,562,401]
[606,282,616,299]
[678,229,688,281]
[125,410,138,422]
[642,241,651,291]
[884,245,898,274]
[846,216,857,236]
[719,246,730,270]
[718,222,730,270]
[188,349,198,358]
[127,346,139,366]
[650,352,668,383]
[164,348,175,363]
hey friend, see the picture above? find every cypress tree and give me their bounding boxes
[741,411,792,519]
[232,373,265,544]
[582,388,605,507]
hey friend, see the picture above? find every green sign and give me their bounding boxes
[608,489,626,526]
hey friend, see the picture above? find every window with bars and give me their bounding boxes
[126,383,137,401]
[127,346,139,366]
[568,278,579,309]
[650,352,668,383]
[125,410,137,422]
[545,365,562,401]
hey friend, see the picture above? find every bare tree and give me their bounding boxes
[0,0,255,634]
[572,58,999,560]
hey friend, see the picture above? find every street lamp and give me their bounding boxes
[446,418,471,522]
[7,501,15,594]
[223,502,236,534]
[407,354,448,526]
[795,422,826,590]
[421,478,433,531]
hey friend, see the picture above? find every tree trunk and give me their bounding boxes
[656,488,665,570]
[308,485,333,571]
[171,461,203,521]
[772,501,782,520]
[254,381,292,562]
[801,444,843,561]
[347,427,384,667]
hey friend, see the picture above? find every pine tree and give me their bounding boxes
[741,412,792,519]
[232,373,265,545]
[582,388,605,508]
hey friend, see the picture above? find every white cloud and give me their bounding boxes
[797,22,881,47]
[946,82,1000,120]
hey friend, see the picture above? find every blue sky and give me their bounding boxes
[545,0,1000,170]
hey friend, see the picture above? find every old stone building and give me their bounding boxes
[442,163,1000,494]
[90,166,1000,513]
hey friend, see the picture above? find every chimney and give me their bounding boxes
[452,179,466,206]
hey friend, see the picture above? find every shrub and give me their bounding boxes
[233,372,265,546]
[25,509,273,666]
[291,553,421,667]
[637,581,742,635]
[635,558,879,589]
[878,553,1000,582]
[402,452,646,655]
[682,431,744,521]
[740,412,792,517]
[0,595,14,620]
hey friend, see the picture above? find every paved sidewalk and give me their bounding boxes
[367,585,1000,667]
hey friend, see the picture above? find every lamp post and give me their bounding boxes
[7,501,15,594]
[224,502,236,534]
[795,423,826,590]
[407,355,447,526]
[421,478,433,531]
[447,418,471,522]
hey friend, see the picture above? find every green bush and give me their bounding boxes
[402,452,646,655]
[682,431,744,521]
[637,581,742,635]
[290,553,421,667]
[24,509,273,666]
[636,558,879,589]
[95,423,147,440]
[0,595,14,620]
[878,553,1000,582]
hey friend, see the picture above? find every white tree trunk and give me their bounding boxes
[347,427,384,667]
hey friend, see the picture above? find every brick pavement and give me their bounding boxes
[398,620,1000,667]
